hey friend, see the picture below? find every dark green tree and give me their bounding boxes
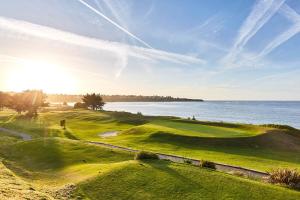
[82,93,105,110]
[74,102,87,109]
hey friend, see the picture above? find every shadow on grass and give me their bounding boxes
[146,131,300,164]
[1,139,65,173]
[64,130,79,140]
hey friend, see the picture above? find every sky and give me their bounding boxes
[0,0,300,100]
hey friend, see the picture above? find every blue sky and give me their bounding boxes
[0,0,300,100]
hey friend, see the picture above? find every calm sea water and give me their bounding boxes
[104,101,300,129]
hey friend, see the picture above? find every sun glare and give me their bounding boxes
[5,59,77,93]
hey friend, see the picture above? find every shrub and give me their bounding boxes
[268,168,300,189]
[135,151,159,160]
[261,124,296,131]
[137,112,143,116]
[200,160,216,170]
[184,159,192,164]
[74,102,87,109]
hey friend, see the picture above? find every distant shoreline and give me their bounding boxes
[47,94,204,103]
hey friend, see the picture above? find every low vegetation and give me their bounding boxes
[199,160,216,169]
[134,151,159,160]
[268,168,300,189]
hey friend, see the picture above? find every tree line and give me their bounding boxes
[0,90,47,117]
[47,94,204,102]
[0,91,106,115]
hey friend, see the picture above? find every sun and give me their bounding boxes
[5,59,77,93]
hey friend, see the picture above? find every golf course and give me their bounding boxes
[0,107,300,199]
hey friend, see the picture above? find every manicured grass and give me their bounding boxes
[0,131,20,147]
[103,126,300,171]
[0,109,299,171]
[1,137,299,200]
[0,138,134,193]
[75,160,300,200]
[151,119,264,137]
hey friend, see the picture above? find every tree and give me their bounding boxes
[8,90,47,116]
[82,93,105,110]
[0,92,10,111]
[74,102,87,109]
[9,93,26,114]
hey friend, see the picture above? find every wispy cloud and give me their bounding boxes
[223,0,286,67]
[0,16,205,66]
[93,0,132,77]
[77,0,152,49]
[256,4,300,59]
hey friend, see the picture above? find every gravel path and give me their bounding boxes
[87,141,269,178]
[0,127,32,141]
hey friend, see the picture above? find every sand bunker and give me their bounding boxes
[99,131,118,138]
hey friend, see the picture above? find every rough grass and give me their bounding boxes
[268,168,300,189]
[0,162,51,199]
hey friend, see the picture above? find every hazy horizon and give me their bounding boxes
[1,0,300,100]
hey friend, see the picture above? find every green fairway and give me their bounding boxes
[0,137,299,200]
[0,109,300,172]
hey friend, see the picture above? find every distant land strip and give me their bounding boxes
[46,94,204,103]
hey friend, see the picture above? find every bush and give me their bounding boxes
[135,151,159,160]
[261,124,296,131]
[184,159,192,164]
[200,160,216,170]
[74,102,87,109]
[268,168,300,189]
[137,112,143,116]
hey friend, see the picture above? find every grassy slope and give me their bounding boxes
[76,161,300,200]
[0,138,133,187]
[104,126,300,171]
[0,137,299,200]
[1,109,300,171]
[0,161,51,199]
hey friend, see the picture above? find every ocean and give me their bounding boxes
[104,101,300,129]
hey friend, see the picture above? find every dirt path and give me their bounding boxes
[0,127,32,141]
[87,141,269,178]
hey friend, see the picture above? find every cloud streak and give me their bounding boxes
[77,0,152,49]
[223,0,286,66]
[0,16,205,66]
[256,4,300,58]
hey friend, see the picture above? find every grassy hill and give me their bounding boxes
[0,109,299,171]
[0,137,299,200]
